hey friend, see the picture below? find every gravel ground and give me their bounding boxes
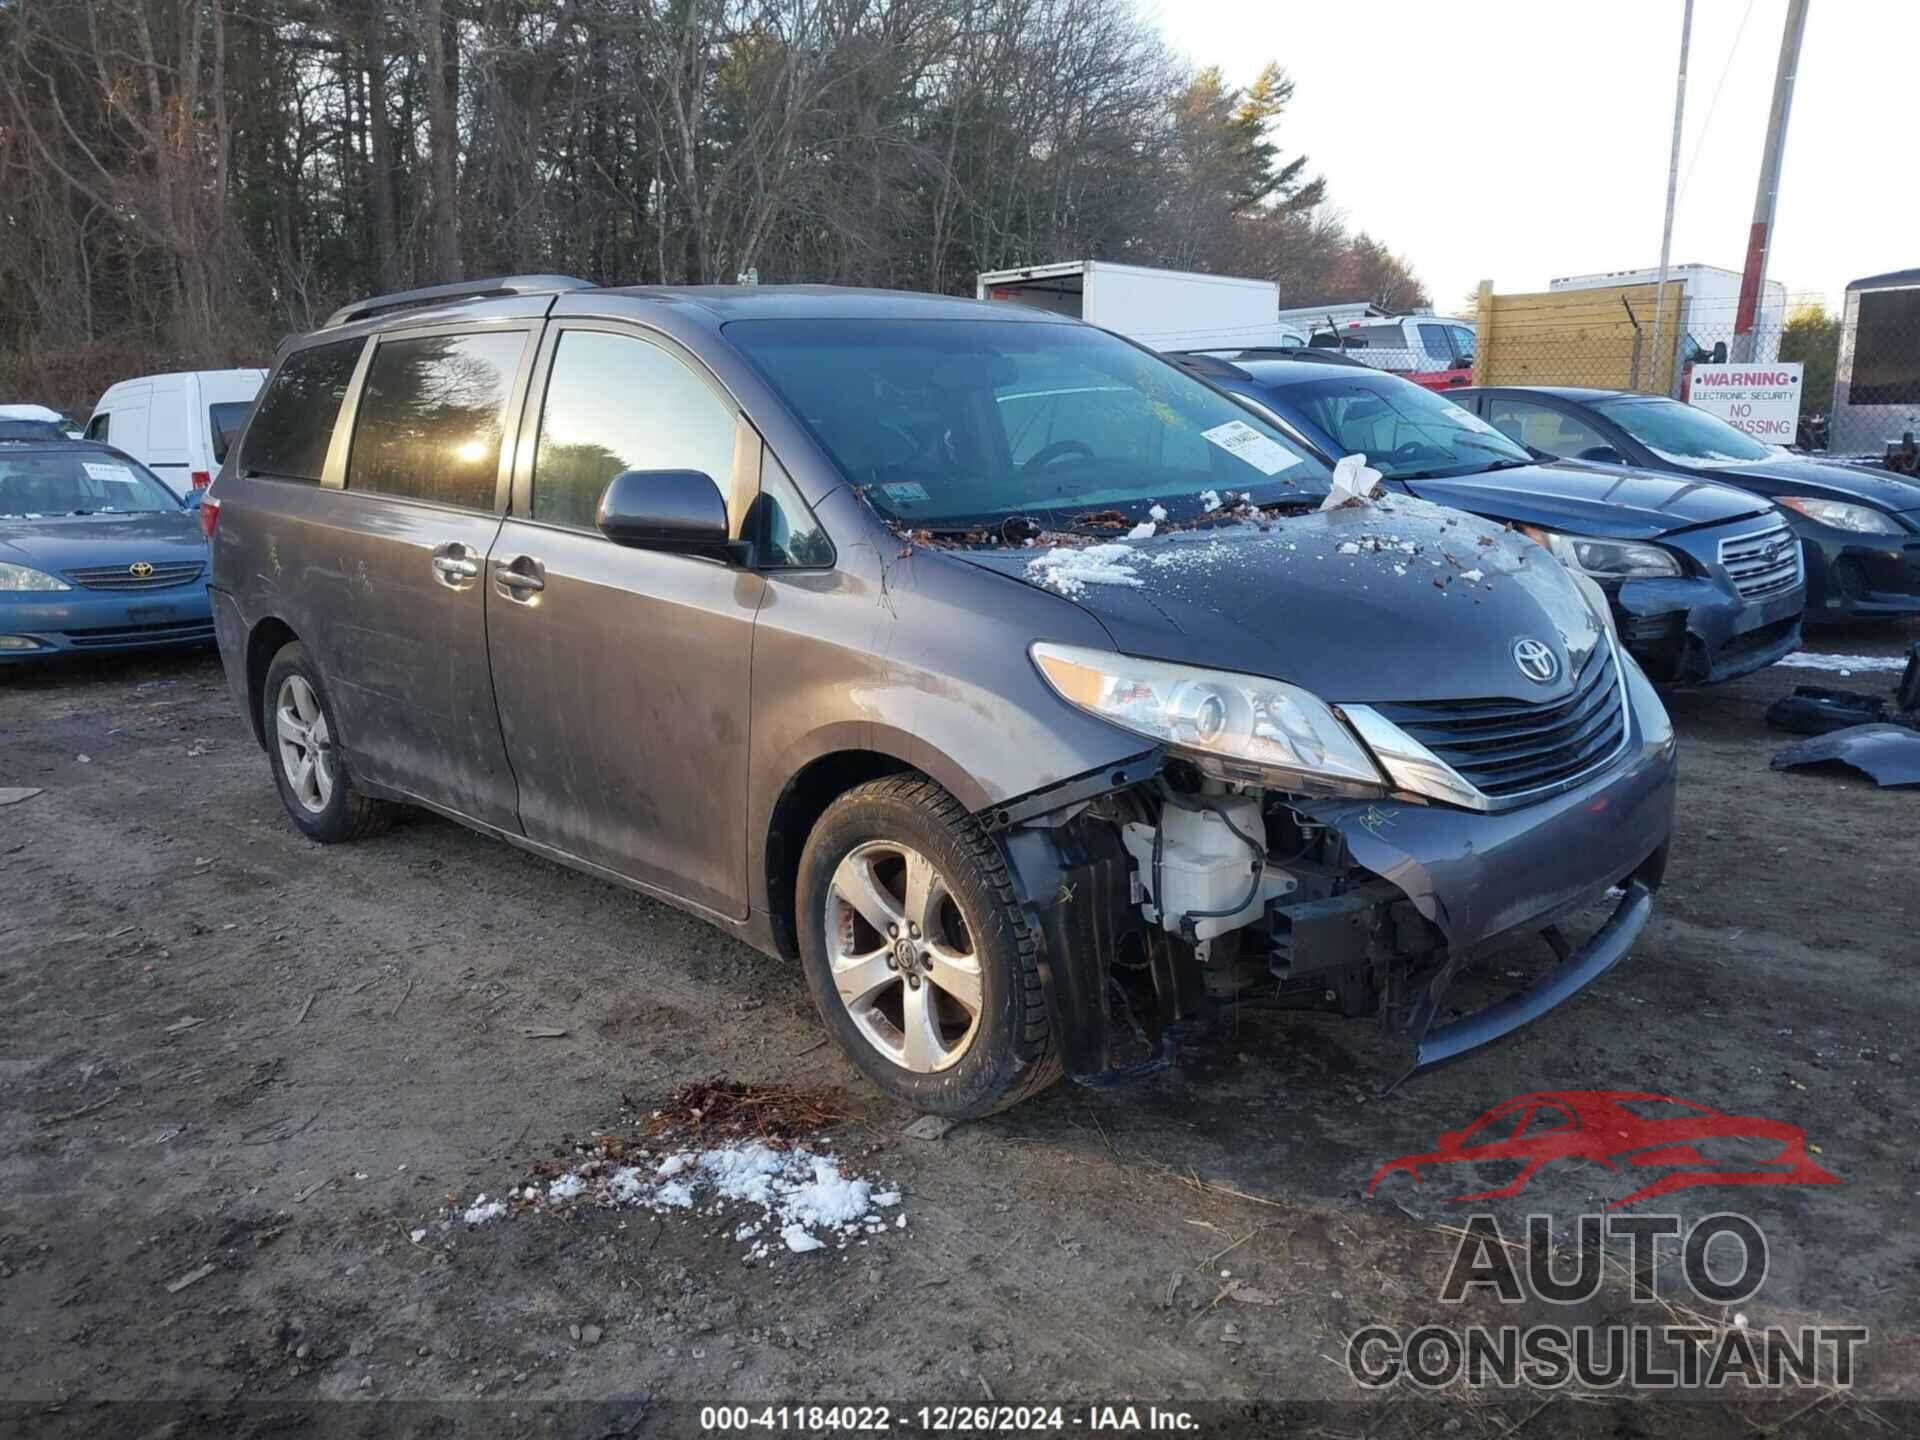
[3,628,1918,1437]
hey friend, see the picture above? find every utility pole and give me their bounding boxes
[1733,0,1811,362]
[1650,0,1693,394]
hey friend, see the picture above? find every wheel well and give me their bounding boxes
[765,751,913,959]
[244,617,299,749]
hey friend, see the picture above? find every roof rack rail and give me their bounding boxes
[322,274,595,330]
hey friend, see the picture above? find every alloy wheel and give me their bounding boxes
[824,840,984,1072]
[275,674,336,814]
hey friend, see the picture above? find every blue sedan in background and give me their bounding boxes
[1177,353,1804,685]
[0,439,213,662]
[1448,385,1920,625]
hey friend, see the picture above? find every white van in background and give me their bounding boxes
[84,369,266,497]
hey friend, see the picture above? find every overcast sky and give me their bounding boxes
[1152,0,1918,313]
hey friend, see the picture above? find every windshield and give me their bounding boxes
[0,452,181,517]
[725,318,1330,526]
[1279,376,1531,478]
[0,419,68,440]
[1596,397,1772,464]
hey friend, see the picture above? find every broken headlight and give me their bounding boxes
[1522,527,1680,580]
[1030,642,1387,797]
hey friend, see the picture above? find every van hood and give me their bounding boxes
[949,496,1605,705]
[1685,455,1920,518]
[0,510,205,573]
[1402,462,1773,539]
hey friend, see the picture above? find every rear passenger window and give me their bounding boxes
[349,332,524,509]
[530,330,737,531]
[243,339,363,482]
[208,402,251,464]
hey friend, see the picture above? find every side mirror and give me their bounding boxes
[1710,341,1729,365]
[596,469,731,556]
[180,488,204,511]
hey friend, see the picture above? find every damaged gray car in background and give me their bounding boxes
[206,278,1677,1117]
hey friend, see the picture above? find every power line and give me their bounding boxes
[1676,0,1758,205]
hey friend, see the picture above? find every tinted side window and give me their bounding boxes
[754,451,833,569]
[531,330,737,531]
[208,401,251,464]
[84,413,110,441]
[349,332,524,509]
[1487,399,1607,457]
[243,339,364,482]
[1418,323,1454,361]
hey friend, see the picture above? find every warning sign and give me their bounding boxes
[1687,363,1803,442]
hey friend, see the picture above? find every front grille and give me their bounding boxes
[62,560,204,591]
[1718,523,1802,600]
[1370,643,1627,801]
[63,620,215,648]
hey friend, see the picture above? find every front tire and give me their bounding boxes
[797,776,1060,1118]
[261,641,396,844]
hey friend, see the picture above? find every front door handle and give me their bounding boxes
[430,541,480,589]
[494,554,546,602]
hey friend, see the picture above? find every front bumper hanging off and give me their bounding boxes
[993,681,1677,1088]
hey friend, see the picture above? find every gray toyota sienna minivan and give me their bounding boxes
[207,275,1677,1117]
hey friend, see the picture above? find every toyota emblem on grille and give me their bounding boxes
[128,561,155,578]
[1512,637,1559,684]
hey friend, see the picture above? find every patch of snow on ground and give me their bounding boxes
[1149,503,1168,522]
[1199,490,1221,512]
[451,1139,902,1259]
[1125,521,1156,540]
[1778,651,1911,675]
[1025,543,1142,596]
[462,1196,507,1225]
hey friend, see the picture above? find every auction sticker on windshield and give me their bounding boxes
[82,462,139,483]
[1201,419,1300,474]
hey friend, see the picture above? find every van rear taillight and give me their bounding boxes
[200,495,220,540]
[190,471,211,490]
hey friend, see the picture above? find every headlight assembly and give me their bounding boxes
[1521,527,1681,579]
[1030,643,1386,797]
[0,562,71,592]
[1775,497,1903,535]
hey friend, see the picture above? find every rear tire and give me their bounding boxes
[261,641,396,844]
[797,776,1060,1118]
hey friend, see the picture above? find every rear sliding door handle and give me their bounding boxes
[494,554,546,602]
[430,541,480,588]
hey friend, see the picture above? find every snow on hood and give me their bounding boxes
[966,493,1606,705]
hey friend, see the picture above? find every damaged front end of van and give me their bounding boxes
[951,499,1677,1088]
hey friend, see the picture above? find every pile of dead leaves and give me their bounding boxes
[636,1078,844,1146]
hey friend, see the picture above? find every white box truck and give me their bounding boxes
[1548,263,1787,365]
[975,260,1298,352]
